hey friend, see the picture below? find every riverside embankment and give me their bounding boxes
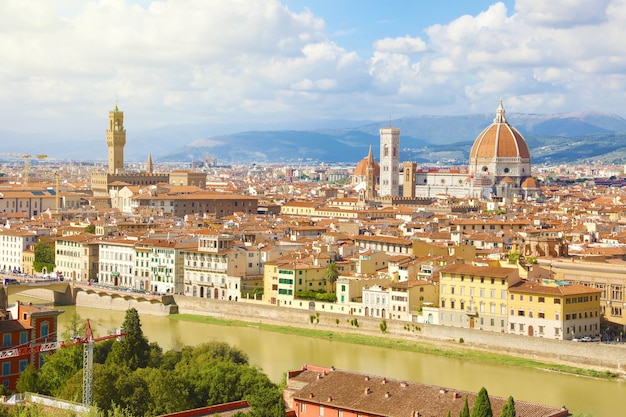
[20,284,626,376]
[172,295,626,376]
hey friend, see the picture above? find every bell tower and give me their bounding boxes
[106,103,126,174]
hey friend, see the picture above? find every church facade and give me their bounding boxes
[354,101,541,201]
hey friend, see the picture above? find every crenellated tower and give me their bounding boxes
[106,104,126,174]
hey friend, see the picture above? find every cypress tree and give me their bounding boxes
[499,396,516,417]
[459,396,470,417]
[470,387,493,417]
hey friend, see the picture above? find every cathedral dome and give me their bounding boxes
[353,157,380,177]
[521,177,539,189]
[469,101,530,160]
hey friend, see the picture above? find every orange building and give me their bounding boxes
[0,301,62,389]
[286,365,570,417]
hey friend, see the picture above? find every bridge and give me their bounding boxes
[0,280,174,311]
[0,281,73,309]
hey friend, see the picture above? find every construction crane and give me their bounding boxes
[0,319,125,406]
[0,153,47,186]
[23,154,48,186]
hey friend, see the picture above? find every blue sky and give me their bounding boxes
[0,0,623,153]
[282,1,515,56]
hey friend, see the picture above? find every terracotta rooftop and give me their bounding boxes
[289,365,569,417]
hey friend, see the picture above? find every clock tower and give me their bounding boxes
[106,104,126,174]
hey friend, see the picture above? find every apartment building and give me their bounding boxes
[354,235,413,255]
[135,238,195,294]
[182,231,246,300]
[0,189,56,218]
[0,301,62,390]
[508,280,602,340]
[0,228,38,273]
[55,233,99,282]
[128,190,258,219]
[439,264,521,332]
[98,238,137,289]
[263,258,328,307]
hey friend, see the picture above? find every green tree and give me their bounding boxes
[459,396,470,417]
[114,371,151,417]
[61,312,86,339]
[84,224,96,234]
[38,345,83,396]
[90,363,125,412]
[324,262,339,290]
[471,387,493,417]
[33,240,55,273]
[106,308,151,370]
[15,364,39,393]
[499,396,516,417]
[246,385,285,417]
[141,368,189,416]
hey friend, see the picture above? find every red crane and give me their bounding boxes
[0,319,125,406]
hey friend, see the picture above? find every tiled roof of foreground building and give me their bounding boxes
[288,365,570,417]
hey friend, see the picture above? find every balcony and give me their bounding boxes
[465,308,478,317]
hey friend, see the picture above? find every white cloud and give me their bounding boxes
[515,0,611,27]
[373,36,427,54]
[1,0,626,151]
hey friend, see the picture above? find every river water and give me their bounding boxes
[18,298,623,417]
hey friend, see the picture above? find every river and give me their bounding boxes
[16,297,624,417]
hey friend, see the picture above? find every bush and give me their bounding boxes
[380,320,387,334]
[459,337,464,344]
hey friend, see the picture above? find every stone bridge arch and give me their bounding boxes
[0,282,75,309]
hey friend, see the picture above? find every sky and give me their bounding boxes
[1,0,625,149]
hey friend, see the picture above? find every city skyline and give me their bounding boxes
[1,0,624,154]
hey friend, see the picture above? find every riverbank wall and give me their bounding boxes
[174,295,626,375]
[73,291,177,315]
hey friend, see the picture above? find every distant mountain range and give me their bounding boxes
[3,111,626,165]
[159,111,626,165]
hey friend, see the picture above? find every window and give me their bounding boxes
[19,332,27,345]
[554,299,561,305]
[1,362,9,376]
[2,334,10,348]
[538,297,545,303]
[301,403,306,412]
[41,321,50,337]
[19,360,28,373]
[320,405,325,416]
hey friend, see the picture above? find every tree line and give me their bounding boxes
[4,308,284,417]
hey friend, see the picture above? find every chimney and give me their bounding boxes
[385,392,391,398]
[364,387,371,395]
[382,378,387,384]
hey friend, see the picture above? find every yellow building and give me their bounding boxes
[263,260,328,307]
[508,279,601,340]
[439,264,521,332]
[55,233,99,282]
